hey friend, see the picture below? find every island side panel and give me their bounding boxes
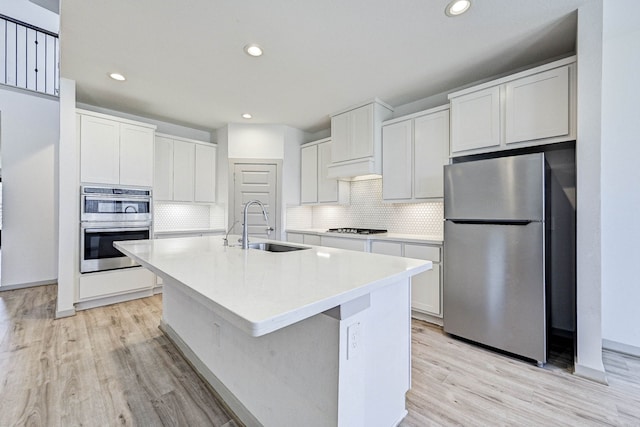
[162,278,341,427]
[336,277,411,426]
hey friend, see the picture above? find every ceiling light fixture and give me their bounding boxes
[445,0,471,17]
[244,44,263,57]
[242,113,253,119]
[109,72,126,81]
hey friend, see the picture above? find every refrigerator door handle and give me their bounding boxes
[448,220,534,226]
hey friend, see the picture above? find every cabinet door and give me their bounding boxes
[194,143,217,203]
[382,120,412,200]
[154,136,174,200]
[405,244,441,316]
[320,236,366,252]
[330,113,350,163]
[450,86,500,154]
[505,66,569,144]
[350,103,374,159]
[317,141,339,203]
[371,241,402,256]
[120,123,154,187]
[303,234,321,246]
[287,233,304,244]
[80,115,120,184]
[414,110,449,199]
[300,144,318,204]
[172,140,195,202]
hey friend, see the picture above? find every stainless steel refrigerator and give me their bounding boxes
[443,153,548,365]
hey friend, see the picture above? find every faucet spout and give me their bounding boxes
[241,200,269,249]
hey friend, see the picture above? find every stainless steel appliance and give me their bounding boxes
[327,228,387,235]
[443,153,548,365]
[80,186,152,273]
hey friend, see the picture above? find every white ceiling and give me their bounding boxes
[60,0,586,134]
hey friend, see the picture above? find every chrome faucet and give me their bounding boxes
[241,200,271,249]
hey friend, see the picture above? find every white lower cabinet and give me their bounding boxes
[404,244,442,317]
[320,236,367,252]
[371,240,442,319]
[288,233,323,246]
[78,267,155,301]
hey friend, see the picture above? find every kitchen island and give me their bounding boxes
[115,236,431,427]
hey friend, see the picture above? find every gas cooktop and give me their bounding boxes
[327,228,388,235]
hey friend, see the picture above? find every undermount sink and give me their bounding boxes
[247,242,310,253]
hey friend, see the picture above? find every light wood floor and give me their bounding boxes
[1,285,639,426]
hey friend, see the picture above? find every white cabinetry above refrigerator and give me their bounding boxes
[449,56,576,157]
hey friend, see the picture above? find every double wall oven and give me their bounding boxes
[80,186,152,273]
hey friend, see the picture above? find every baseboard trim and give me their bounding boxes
[0,279,57,292]
[574,363,609,385]
[603,339,640,358]
[411,310,443,326]
[160,321,259,427]
[55,307,77,318]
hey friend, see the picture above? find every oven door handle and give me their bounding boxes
[83,227,150,233]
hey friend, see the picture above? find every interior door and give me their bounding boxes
[233,163,278,239]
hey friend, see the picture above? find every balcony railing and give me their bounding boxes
[0,13,59,96]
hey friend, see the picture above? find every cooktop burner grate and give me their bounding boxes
[327,228,388,235]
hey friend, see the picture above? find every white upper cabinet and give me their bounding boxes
[450,86,500,153]
[300,144,318,204]
[449,56,576,157]
[414,109,450,199]
[119,123,154,187]
[300,138,349,205]
[382,106,450,202]
[79,110,155,187]
[194,143,217,203]
[382,120,412,200]
[172,140,195,202]
[154,133,217,203]
[328,99,393,179]
[505,66,569,144]
[153,136,174,200]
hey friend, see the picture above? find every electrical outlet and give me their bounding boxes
[347,322,361,360]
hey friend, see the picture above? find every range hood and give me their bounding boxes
[326,158,381,180]
[326,98,393,180]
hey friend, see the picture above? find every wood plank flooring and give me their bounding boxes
[1,285,639,426]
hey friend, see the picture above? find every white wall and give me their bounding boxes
[601,0,640,355]
[227,123,285,159]
[0,86,58,287]
[574,1,606,383]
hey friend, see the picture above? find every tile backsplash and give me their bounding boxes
[287,178,444,236]
[154,202,226,231]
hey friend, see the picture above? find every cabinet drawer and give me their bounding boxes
[371,241,402,256]
[287,233,304,244]
[303,234,321,246]
[320,236,367,252]
[79,267,155,300]
[404,244,441,262]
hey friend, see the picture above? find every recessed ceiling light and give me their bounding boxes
[109,72,126,81]
[445,0,471,17]
[242,113,253,119]
[244,44,263,57]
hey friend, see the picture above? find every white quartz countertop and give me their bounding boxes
[286,228,443,244]
[115,236,431,337]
